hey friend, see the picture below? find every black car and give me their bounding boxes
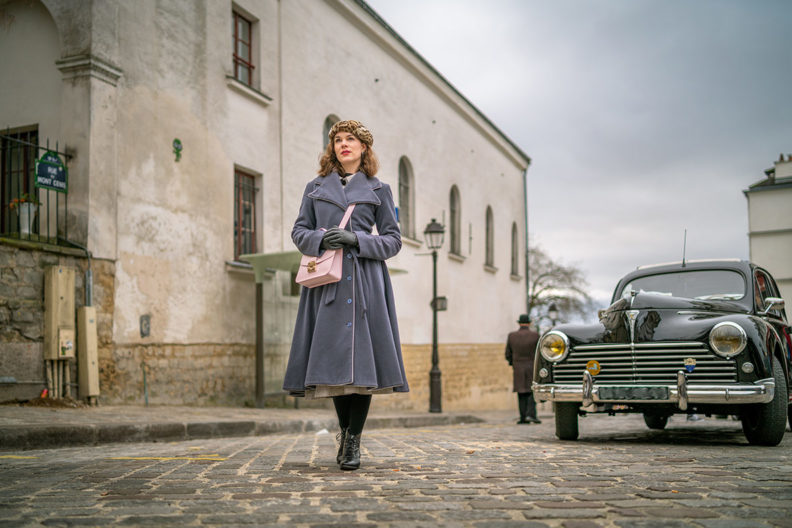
[532,260,791,446]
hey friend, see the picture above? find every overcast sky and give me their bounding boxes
[366,0,792,310]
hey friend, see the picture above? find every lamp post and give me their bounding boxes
[548,303,559,326]
[424,218,445,413]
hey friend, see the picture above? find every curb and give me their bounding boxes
[0,414,484,450]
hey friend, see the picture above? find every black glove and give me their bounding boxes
[321,227,358,249]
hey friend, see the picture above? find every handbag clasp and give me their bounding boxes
[307,260,317,273]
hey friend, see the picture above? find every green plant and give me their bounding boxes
[9,193,39,210]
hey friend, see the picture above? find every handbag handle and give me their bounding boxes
[338,204,356,229]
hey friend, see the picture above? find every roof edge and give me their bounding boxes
[344,0,531,168]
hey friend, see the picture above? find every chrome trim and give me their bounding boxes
[677,371,688,411]
[532,377,775,405]
[709,321,747,358]
[574,342,703,350]
[626,310,639,342]
[582,371,594,407]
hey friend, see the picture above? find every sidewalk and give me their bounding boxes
[0,402,489,450]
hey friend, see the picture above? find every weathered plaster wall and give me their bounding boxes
[0,244,114,402]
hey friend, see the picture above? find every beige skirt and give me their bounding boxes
[304,384,397,399]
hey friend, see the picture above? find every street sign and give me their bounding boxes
[35,151,68,193]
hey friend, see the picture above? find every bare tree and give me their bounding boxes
[528,244,593,325]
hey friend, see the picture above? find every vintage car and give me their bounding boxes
[532,260,791,446]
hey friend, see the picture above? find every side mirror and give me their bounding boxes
[762,297,785,314]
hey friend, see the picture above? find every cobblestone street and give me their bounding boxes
[1,412,791,527]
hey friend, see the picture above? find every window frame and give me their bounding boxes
[449,185,461,255]
[485,206,494,267]
[232,11,254,87]
[398,156,415,239]
[233,168,258,261]
[510,222,519,276]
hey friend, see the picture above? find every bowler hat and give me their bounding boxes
[517,314,531,324]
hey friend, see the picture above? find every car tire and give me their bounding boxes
[643,413,669,430]
[554,402,579,440]
[741,356,787,446]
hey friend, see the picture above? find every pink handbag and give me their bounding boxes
[295,205,355,288]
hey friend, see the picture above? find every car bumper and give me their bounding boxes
[533,371,775,410]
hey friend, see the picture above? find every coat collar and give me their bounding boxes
[307,171,382,209]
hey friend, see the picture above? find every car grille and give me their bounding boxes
[552,341,737,384]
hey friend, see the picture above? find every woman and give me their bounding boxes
[284,120,408,470]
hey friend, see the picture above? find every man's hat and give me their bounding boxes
[517,314,531,324]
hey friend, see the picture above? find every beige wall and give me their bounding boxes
[746,159,792,306]
[1,0,529,406]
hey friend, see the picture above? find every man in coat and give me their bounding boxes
[505,314,541,424]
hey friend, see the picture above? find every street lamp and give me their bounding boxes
[548,303,559,326]
[424,218,445,413]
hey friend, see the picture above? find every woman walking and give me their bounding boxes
[283,120,408,470]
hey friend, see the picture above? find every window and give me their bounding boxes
[234,169,257,260]
[510,222,519,276]
[449,185,461,255]
[398,157,414,238]
[323,115,340,149]
[232,11,254,86]
[485,206,494,267]
[1,128,39,236]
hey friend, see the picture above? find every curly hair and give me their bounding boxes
[318,120,379,177]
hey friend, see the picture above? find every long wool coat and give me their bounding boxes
[283,171,409,396]
[505,326,540,393]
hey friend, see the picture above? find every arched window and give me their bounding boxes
[323,114,340,149]
[398,157,414,238]
[511,222,519,276]
[449,185,461,255]
[485,206,495,267]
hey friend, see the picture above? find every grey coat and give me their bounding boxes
[283,172,409,396]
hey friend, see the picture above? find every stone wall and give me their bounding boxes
[0,242,114,402]
[371,343,515,413]
[103,343,255,406]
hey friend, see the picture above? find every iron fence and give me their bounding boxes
[1,130,71,245]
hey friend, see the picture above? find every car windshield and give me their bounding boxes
[621,270,746,301]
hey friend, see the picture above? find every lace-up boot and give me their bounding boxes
[336,428,347,465]
[339,433,361,470]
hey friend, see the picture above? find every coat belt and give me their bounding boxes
[324,251,369,315]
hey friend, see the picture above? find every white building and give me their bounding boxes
[0,0,530,410]
[744,154,792,306]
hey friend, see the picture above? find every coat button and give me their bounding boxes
[347,276,352,281]
[346,322,352,327]
[346,254,352,259]
[347,298,352,304]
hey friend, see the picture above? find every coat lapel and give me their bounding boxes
[307,173,347,210]
[344,172,382,206]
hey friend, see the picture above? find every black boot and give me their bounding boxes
[339,433,361,470]
[336,428,347,465]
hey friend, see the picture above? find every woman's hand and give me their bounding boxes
[321,227,358,249]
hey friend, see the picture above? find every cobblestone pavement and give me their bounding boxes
[1,411,791,527]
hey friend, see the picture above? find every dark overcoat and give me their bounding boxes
[283,171,409,396]
[505,326,540,393]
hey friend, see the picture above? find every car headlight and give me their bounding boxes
[539,331,570,362]
[709,322,747,358]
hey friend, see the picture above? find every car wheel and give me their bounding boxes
[643,413,669,430]
[741,356,788,446]
[554,402,579,440]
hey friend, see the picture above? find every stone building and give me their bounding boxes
[744,154,792,305]
[0,0,531,411]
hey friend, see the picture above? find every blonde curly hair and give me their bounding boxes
[318,120,379,177]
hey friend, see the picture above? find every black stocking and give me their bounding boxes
[332,394,371,434]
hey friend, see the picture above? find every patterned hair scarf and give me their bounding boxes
[328,120,374,146]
